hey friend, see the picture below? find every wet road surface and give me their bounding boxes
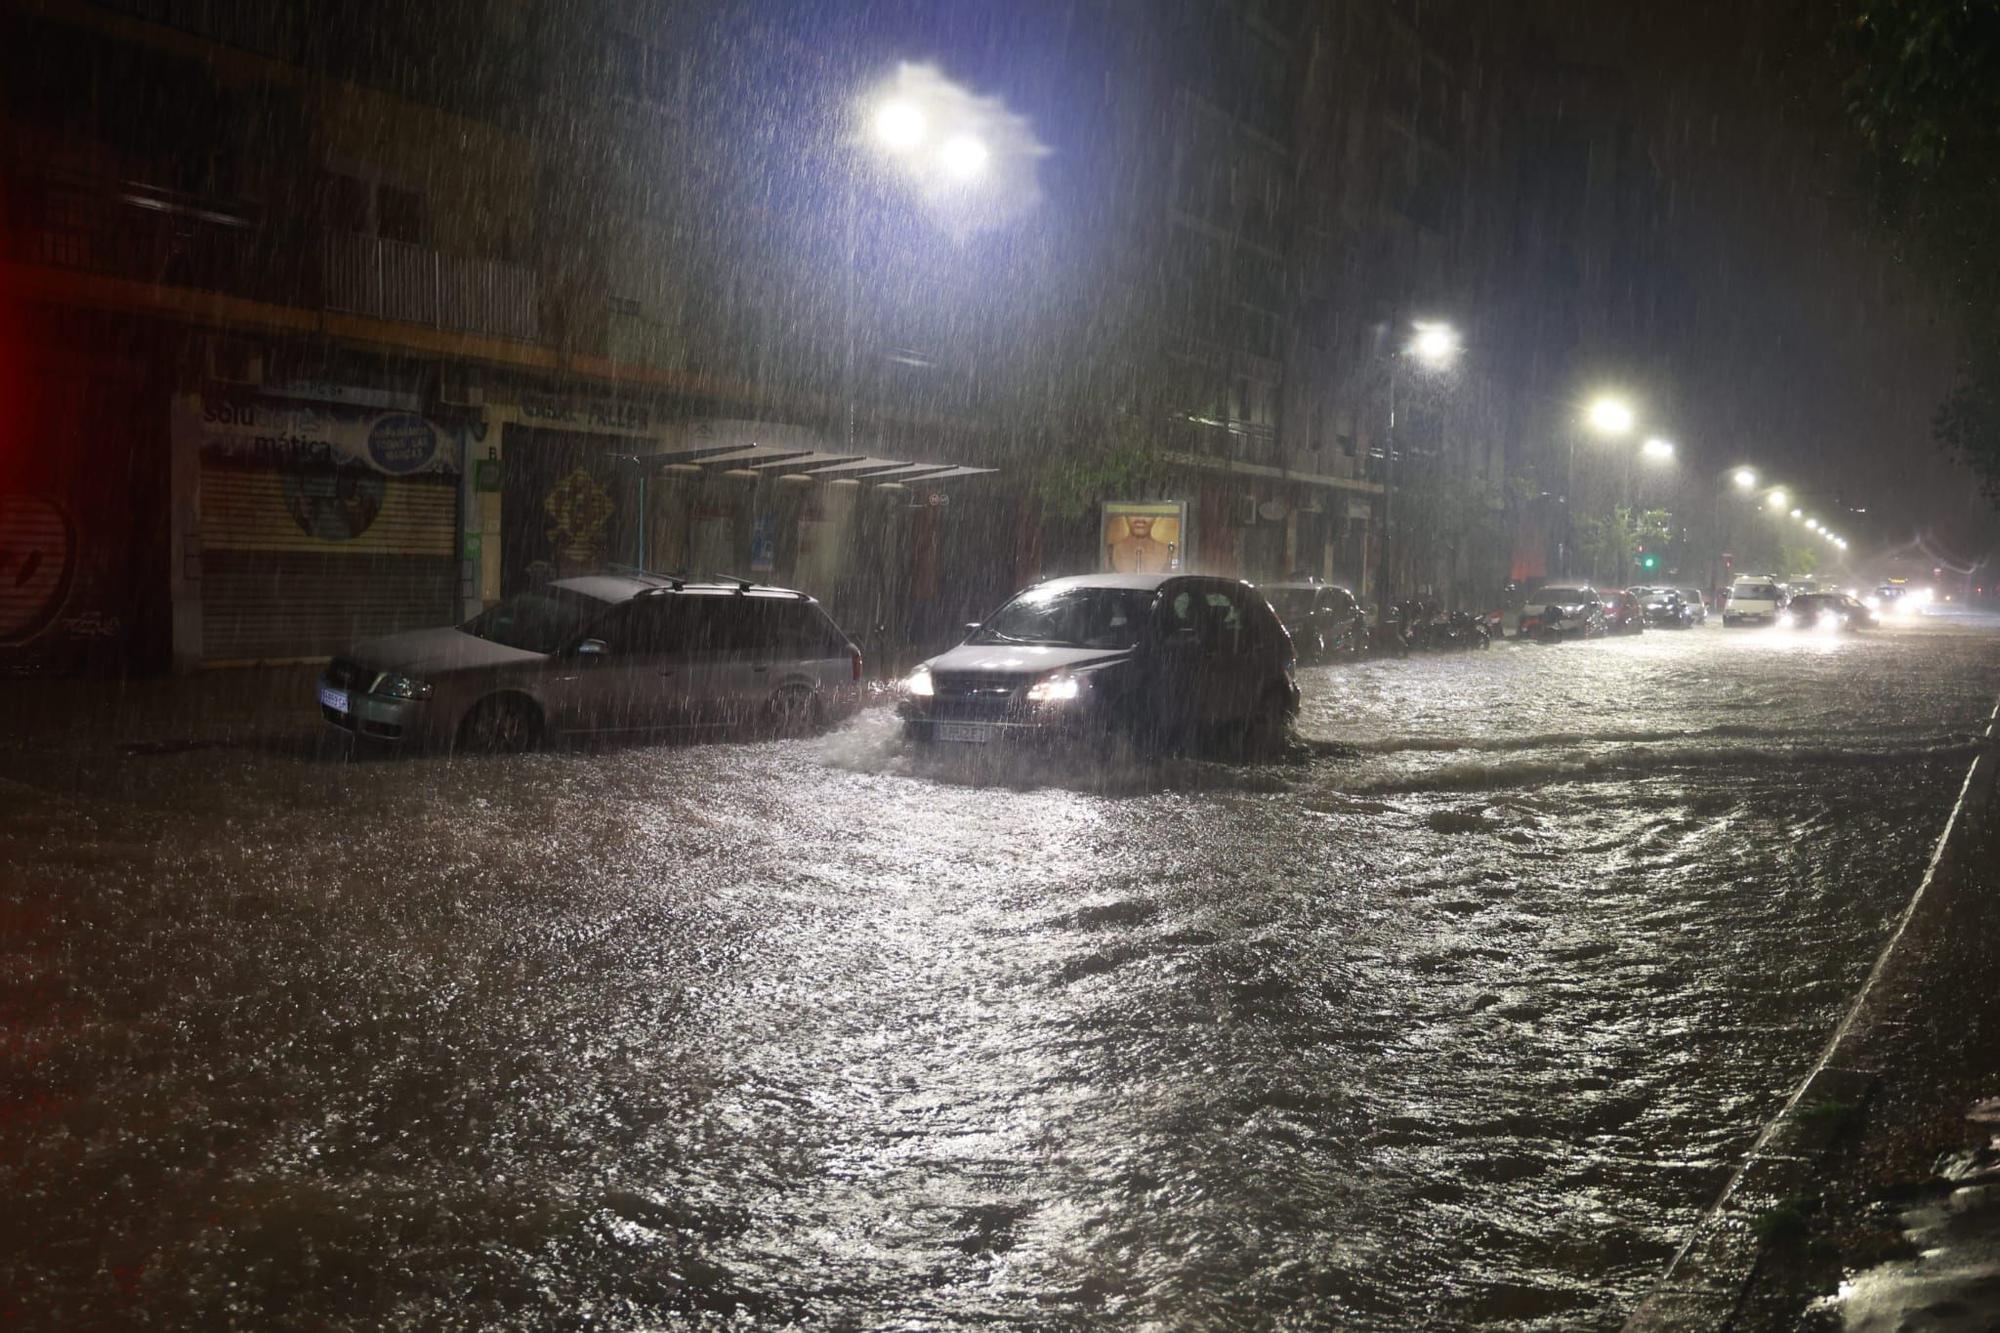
[4,614,1998,1329]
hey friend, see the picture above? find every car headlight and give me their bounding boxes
[1026,673,1082,703]
[904,666,934,698]
[1775,611,1795,628]
[1816,612,1842,631]
[373,672,432,700]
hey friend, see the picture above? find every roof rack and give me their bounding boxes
[607,562,686,592]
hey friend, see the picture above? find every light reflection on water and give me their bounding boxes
[1,620,1996,1328]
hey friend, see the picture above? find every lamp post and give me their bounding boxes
[1376,320,1460,618]
[847,66,1039,451]
[1562,394,1635,576]
[1710,465,1757,594]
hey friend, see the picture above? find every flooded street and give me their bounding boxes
[4,616,1998,1329]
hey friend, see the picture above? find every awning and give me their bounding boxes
[754,451,866,471]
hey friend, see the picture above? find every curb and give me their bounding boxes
[1624,697,2000,1330]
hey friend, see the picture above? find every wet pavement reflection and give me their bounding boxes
[4,616,1998,1328]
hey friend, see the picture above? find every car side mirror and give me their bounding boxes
[963,622,983,636]
[575,638,609,660]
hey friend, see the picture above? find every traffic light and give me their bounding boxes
[1637,546,1659,572]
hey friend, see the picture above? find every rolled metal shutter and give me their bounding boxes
[198,460,458,663]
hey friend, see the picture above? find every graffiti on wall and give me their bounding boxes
[0,493,78,645]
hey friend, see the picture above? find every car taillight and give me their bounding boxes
[851,648,863,681]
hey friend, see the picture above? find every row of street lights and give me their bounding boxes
[1734,468,1851,551]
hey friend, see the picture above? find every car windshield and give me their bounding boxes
[1737,584,1780,599]
[1531,587,1588,603]
[460,588,607,654]
[975,585,1156,649]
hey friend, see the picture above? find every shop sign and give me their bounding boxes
[179,392,461,475]
[518,391,649,433]
[1101,500,1186,574]
[749,515,776,574]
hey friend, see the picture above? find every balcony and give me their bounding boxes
[3,161,541,343]
[323,232,539,342]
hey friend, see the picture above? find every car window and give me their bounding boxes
[1197,588,1246,654]
[460,588,607,654]
[596,598,683,656]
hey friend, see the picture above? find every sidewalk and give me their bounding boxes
[0,665,328,761]
[1628,698,2000,1330]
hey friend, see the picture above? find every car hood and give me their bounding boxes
[340,626,545,677]
[924,643,1133,676]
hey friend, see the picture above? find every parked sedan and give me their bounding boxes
[898,573,1299,755]
[1634,586,1695,628]
[1600,589,1648,634]
[1515,583,1607,640]
[1263,580,1367,662]
[318,573,863,750]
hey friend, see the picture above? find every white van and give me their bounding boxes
[1723,576,1789,627]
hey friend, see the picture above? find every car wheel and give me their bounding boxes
[456,695,540,754]
[766,684,822,739]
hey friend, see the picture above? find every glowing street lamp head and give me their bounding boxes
[938,132,990,181]
[1587,396,1635,436]
[1641,437,1676,462]
[872,99,927,151]
[1767,489,1789,510]
[1409,321,1461,367]
[1732,467,1758,490]
[1790,508,1803,519]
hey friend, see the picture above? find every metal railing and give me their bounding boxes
[323,232,540,342]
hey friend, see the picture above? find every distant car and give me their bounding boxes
[1634,586,1694,628]
[1263,580,1367,663]
[1676,588,1710,624]
[1723,577,1789,626]
[318,573,863,750]
[1786,592,1878,630]
[1599,589,1647,634]
[1516,582,1606,640]
[898,573,1299,754]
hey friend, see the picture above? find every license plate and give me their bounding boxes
[318,684,350,715]
[936,722,992,744]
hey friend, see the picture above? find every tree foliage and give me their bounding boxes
[1839,0,2000,501]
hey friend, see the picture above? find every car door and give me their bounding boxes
[554,597,680,733]
[1191,581,1256,725]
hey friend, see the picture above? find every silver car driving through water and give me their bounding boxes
[317,573,862,750]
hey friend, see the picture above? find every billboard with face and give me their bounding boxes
[1101,501,1185,574]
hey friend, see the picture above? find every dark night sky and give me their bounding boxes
[1532,0,1987,555]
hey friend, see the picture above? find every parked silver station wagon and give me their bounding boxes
[317,573,862,750]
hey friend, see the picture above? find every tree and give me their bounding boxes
[1839,0,2000,501]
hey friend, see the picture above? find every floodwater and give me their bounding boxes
[4,614,1998,1329]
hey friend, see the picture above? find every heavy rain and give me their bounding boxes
[5,2,2000,1330]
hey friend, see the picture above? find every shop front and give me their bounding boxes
[171,389,470,666]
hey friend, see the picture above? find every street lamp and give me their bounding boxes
[1767,489,1789,511]
[872,99,927,151]
[1732,467,1758,490]
[1588,397,1636,436]
[845,65,1040,448]
[1377,319,1460,616]
[1642,437,1676,462]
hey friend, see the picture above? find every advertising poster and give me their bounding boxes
[1101,500,1186,573]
